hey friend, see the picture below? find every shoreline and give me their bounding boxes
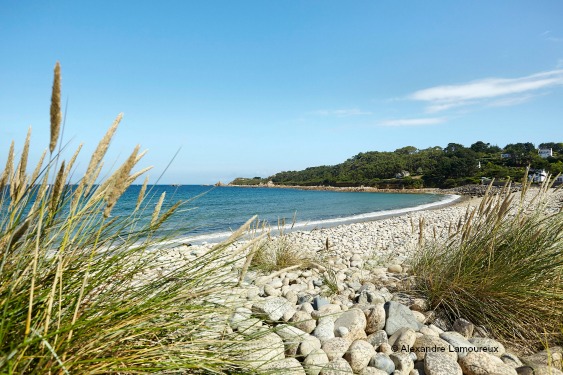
[181,192,463,247]
[227,183,446,195]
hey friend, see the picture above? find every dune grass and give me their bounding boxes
[0,63,264,374]
[411,177,563,352]
[249,219,311,274]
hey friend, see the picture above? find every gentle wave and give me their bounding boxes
[172,193,461,246]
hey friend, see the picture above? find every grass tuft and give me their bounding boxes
[0,63,266,374]
[250,219,311,274]
[411,177,563,352]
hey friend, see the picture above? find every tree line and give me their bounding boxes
[231,141,563,188]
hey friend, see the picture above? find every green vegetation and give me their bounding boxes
[0,64,262,374]
[233,141,563,188]
[249,220,311,274]
[410,178,563,351]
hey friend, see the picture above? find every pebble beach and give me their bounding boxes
[159,187,563,375]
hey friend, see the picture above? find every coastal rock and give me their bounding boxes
[228,307,252,331]
[313,296,331,310]
[366,330,388,349]
[322,337,351,361]
[388,328,417,353]
[384,301,421,336]
[320,358,354,375]
[439,331,477,359]
[238,332,285,367]
[390,352,414,374]
[344,340,376,373]
[469,337,506,357]
[369,352,396,373]
[387,264,403,273]
[291,310,317,334]
[521,347,563,370]
[412,334,457,361]
[313,317,336,343]
[501,353,523,368]
[365,303,386,334]
[275,324,309,356]
[334,308,367,341]
[424,352,463,375]
[358,368,388,375]
[517,365,563,375]
[303,348,330,375]
[298,335,323,358]
[252,296,296,321]
[459,352,518,375]
[453,318,474,338]
[260,357,306,375]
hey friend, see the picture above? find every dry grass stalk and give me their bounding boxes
[0,141,14,191]
[411,176,563,351]
[30,150,46,186]
[49,162,65,214]
[49,62,62,153]
[78,113,122,198]
[103,145,140,218]
[136,176,149,210]
[151,192,166,226]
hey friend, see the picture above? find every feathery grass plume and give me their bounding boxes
[10,127,32,203]
[63,143,82,182]
[49,162,65,214]
[77,113,122,198]
[136,175,149,210]
[151,191,165,226]
[30,149,46,186]
[411,176,563,352]
[0,141,14,191]
[49,62,62,153]
[1,66,277,374]
[103,145,140,218]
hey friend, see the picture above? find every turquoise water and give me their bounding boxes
[112,185,458,244]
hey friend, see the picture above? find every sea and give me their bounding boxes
[111,185,459,245]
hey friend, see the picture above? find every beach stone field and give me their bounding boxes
[172,188,563,375]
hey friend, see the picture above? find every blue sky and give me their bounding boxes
[1,1,562,184]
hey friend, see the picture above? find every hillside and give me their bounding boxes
[231,141,563,189]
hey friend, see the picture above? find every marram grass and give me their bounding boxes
[411,178,563,352]
[0,64,267,374]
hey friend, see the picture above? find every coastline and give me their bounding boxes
[228,183,445,195]
[180,191,463,247]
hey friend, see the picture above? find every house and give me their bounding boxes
[501,153,511,159]
[556,175,563,184]
[528,169,548,183]
[538,148,553,158]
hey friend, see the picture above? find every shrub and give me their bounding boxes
[411,178,563,352]
[0,63,259,373]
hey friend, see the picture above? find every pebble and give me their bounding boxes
[384,301,421,336]
[370,352,396,373]
[303,348,330,375]
[345,339,376,373]
[320,358,354,375]
[459,352,517,375]
[424,351,463,375]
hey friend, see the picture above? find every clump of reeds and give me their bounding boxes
[0,63,262,373]
[249,218,311,274]
[411,177,563,352]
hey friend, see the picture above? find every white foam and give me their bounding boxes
[179,193,461,245]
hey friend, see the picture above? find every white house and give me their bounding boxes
[501,153,511,159]
[538,148,553,158]
[528,169,548,183]
[556,175,563,184]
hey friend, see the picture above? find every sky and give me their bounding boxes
[1,1,562,184]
